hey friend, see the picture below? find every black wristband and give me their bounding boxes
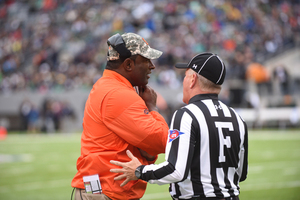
[135,165,145,179]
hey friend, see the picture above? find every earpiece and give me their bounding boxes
[107,33,131,59]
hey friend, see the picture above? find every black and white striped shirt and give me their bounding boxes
[140,94,248,199]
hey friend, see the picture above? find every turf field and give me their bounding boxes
[0,130,299,200]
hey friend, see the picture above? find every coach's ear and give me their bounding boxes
[123,58,134,72]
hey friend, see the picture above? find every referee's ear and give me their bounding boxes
[189,73,197,89]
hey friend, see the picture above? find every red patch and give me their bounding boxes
[168,129,184,142]
[170,131,179,139]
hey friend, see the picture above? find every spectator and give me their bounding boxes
[19,99,33,131]
[246,61,270,96]
[273,65,294,106]
[27,104,40,133]
[273,65,291,96]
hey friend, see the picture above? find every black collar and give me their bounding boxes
[188,93,219,104]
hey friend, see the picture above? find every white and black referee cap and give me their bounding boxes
[175,52,226,85]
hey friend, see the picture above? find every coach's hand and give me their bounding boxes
[139,85,158,112]
[110,150,142,187]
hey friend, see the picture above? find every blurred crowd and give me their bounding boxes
[19,98,75,132]
[1,0,299,92]
[0,0,300,129]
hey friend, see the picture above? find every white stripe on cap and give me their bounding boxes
[215,55,225,84]
[185,54,200,68]
[198,53,214,74]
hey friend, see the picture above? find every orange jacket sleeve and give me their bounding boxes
[102,88,169,156]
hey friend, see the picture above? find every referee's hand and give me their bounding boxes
[110,150,142,187]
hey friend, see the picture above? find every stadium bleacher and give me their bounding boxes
[0,0,299,131]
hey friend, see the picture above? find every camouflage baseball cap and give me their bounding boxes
[107,32,163,61]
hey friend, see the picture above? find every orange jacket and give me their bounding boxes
[71,70,169,199]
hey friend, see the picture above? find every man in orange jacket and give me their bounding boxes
[71,32,169,200]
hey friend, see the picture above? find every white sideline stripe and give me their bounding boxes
[1,134,81,144]
[242,180,300,191]
[250,160,300,169]
[0,154,34,163]
[0,179,69,193]
[250,133,300,140]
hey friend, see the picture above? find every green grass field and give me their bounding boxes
[0,130,299,200]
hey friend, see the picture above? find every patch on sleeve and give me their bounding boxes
[144,109,149,114]
[168,129,184,142]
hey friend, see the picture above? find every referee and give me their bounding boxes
[111,52,248,200]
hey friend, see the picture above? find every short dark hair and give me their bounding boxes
[106,59,123,70]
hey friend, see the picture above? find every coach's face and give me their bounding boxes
[182,69,194,104]
[130,55,155,87]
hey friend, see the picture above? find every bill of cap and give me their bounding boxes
[175,63,189,68]
[122,32,163,60]
[140,47,163,60]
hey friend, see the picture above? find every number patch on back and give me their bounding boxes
[215,122,233,163]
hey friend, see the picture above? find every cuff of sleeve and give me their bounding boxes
[139,165,146,180]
